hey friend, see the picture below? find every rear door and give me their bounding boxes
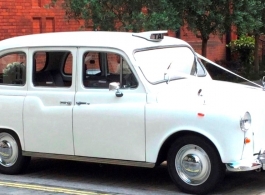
[23,48,76,155]
[0,50,27,149]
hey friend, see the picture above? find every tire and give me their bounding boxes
[0,131,31,174]
[167,135,225,194]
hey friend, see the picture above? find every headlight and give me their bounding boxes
[240,112,251,131]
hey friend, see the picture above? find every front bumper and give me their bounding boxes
[226,151,265,172]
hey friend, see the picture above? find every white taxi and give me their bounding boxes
[0,30,264,194]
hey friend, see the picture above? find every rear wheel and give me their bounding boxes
[167,135,225,194]
[0,131,30,174]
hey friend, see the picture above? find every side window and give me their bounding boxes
[64,53,73,75]
[84,52,100,76]
[35,52,46,71]
[0,52,26,85]
[33,51,72,87]
[83,52,137,89]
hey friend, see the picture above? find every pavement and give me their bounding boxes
[1,158,265,194]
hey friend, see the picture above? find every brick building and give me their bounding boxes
[0,0,227,61]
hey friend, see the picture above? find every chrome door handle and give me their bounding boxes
[76,102,90,106]
[60,101,72,106]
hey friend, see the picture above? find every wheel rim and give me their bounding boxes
[0,133,18,167]
[175,144,211,186]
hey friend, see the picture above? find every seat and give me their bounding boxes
[50,70,64,87]
[34,69,64,87]
[35,71,54,86]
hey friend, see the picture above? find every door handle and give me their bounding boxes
[60,101,72,106]
[76,102,90,106]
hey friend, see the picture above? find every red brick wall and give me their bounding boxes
[0,0,227,61]
[179,27,227,61]
[0,0,84,40]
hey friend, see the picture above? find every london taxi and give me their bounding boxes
[0,31,264,194]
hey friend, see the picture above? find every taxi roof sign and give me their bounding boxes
[132,31,167,42]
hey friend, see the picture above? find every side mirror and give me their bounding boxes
[109,82,120,91]
[109,82,123,97]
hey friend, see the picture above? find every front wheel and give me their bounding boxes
[0,131,30,174]
[167,135,225,194]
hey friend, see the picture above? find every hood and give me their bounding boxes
[203,80,264,106]
[155,78,265,109]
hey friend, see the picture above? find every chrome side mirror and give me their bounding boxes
[109,82,120,91]
[109,82,123,97]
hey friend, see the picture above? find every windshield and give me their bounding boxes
[134,47,202,84]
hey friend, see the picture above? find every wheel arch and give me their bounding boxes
[0,128,31,174]
[0,128,23,149]
[155,130,221,166]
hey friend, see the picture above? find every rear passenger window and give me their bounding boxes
[0,52,26,85]
[33,51,72,87]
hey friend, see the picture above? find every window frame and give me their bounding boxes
[0,51,27,86]
[31,48,76,89]
[82,50,138,89]
[62,52,73,76]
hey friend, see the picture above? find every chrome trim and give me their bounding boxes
[0,141,12,159]
[182,154,202,176]
[259,157,265,170]
[60,101,72,106]
[240,112,251,132]
[257,149,265,170]
[76,102,89,106]
[22,151,155,168]
[0,133,18,167]
[226,158,262,172]
[175,144,211,186]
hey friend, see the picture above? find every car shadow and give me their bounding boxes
[9,158,265,195]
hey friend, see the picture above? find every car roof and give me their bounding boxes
[0,31,190,52]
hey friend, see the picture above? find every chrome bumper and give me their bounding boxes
[226,159,262,172]
[226,151,265,172]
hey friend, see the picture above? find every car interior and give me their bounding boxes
[33,51,72,87]
[0,50,138,89]
[83,52,138,89]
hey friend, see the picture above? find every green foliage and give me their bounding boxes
[227,35,255,77]
[49,0,265,75]
[231,0,264,35]
[231,1,265,74]
[50,0,181,32]
[228,35,255,58]
[168,0,265,58]
[170,0,230,45]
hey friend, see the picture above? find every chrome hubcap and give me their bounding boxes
[0,141,12,159]
[182,154,202,177]
[0,133,18,167]
[175,144,211,186]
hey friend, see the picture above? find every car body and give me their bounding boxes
[0,31,264,194]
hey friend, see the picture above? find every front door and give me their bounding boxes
[73,49,146,161]
[23,48,76,155]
